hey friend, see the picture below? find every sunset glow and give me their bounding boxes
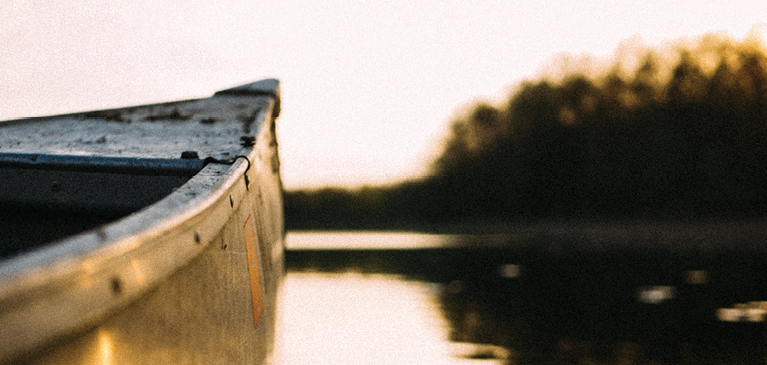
[1,1,765,188]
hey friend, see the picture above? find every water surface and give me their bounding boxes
[278,272,505,365]
[279,230,767,364]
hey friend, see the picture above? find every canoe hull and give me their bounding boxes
[0,80,284,364]
[26,174,283,364]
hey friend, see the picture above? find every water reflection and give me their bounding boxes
[284,231,767,364]
[277,272,507,364]
[636,286,675,304]
[718,302,767,323]
[285,232,449,250]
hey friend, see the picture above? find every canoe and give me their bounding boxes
[0,79,284,364]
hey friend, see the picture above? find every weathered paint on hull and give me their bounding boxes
[0,80,284,364]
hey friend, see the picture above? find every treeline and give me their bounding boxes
[285,34,767,229]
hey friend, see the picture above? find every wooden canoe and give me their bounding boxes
[0,79,284,364]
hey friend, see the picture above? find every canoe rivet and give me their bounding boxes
[181,151,199,159]
[110,277,123,296]
[240,136,256,147]
[97,228,107,241]
[194,232,201,244]
[51,181,61,192]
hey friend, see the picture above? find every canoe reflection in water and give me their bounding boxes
[285,226,767,365]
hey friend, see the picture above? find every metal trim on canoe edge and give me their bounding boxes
[0,86,281,363]
[0,153,206,176]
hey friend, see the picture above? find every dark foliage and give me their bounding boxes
[285,35,767,229]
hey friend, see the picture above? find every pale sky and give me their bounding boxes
[1,1,765,189]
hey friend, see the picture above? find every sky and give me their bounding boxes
[1,1,766,189]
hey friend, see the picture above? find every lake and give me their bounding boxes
[277,227,767,364]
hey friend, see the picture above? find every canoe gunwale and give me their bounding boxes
[0,86,280,363]
[0,153,206,177]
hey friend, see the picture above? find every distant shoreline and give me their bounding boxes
[286,216,767,237]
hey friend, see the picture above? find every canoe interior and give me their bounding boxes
[0,153,203,257]
[0,85,273,259]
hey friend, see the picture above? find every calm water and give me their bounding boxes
[278,229,767,365]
